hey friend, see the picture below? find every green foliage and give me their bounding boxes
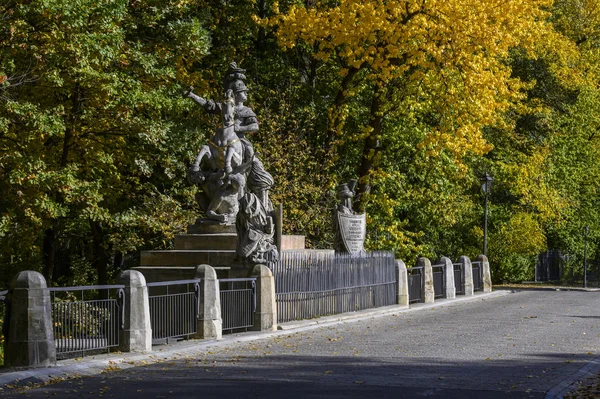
[0,0,210,285]
[1,0,600,286]
[52,296,112,339]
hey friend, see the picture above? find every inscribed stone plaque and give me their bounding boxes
[337,212,366,255]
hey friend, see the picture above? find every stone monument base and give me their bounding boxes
[136,219,306,280]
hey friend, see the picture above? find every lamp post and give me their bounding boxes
[481,173,493,257]
[584,225,589,288]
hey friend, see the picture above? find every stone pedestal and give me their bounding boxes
[252,264,277,331]
[459,256,474,296]
[5,271,56,368]
[118,270,152,353]
[194,265,222,340]
[395,260,409,306]
[477,254,493,293]
[418,257,435,304]
[137,220,306,281]
[440,256,456,299]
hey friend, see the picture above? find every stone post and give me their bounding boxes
[252,264,277,331]
[5,271,56,368]
[477,254,492,293]
[417,257,434,304]
[395,260,409,306]
[118,270,152,352]
[440,256,456,299]
[459,256,474,296]
[194,264,222,340]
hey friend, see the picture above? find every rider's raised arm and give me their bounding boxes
[187,91,208,107]
[184,87,221,114]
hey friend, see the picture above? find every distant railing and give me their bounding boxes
[49,285,124,359]
[408,266,423,303]
[220,278,256,332]
[471,261,482,291]
[274,251,396,323]
[432,264,445,299]
[454,263,464,295]
[147,279,200,344]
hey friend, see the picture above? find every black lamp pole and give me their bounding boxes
[481,173,493,257]
[584,225,589,288]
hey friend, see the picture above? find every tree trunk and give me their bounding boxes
[90,220,109,286]
[42,83,80,283]
[42,226,57,284]
[256,0,267,54]
[327,67,360,147]
[355,91,383,212]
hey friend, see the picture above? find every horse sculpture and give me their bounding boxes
[188,90,248,224]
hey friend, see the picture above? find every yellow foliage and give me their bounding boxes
[491,212,547,257]
[500,147,570,227]
[260,0,566,160]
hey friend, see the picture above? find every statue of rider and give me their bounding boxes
[184,62,258,163]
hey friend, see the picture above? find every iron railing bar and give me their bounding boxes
[49,284,125,292]
[146,279,200,287]
[219,278,257,283]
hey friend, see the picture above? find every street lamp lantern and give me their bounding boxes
[481,173,493,194]
[480,173,494,257]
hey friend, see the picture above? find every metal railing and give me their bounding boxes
[49,285,124,358]
[220,278,256,332]
[408,266,423,303]
[454,263,464,295]
[147,279,200,344]
[432,264,445,299]
[273,251,396,323]
[472,261,482,291]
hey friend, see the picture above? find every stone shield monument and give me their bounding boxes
[334,179,366,255]
[184,62,279,268]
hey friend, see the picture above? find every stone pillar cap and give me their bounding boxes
[12,270,47,289]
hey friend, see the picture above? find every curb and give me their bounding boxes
[545,355,600,399]
[0,290,511,391]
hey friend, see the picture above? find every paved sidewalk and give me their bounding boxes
[1,290,599,398]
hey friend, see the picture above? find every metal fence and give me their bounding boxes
[432,264,445,299]
[472,261,482,291]
[220,278,256,332]
[147,279,199,344]
[408,266,423,303]
[49,285,124,358]
[273,251,396,323]
[536,250,563,281]
[454,263,464,295]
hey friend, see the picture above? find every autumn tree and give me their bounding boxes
[0,0,210,285]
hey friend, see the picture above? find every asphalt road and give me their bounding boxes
[2,290,600,398]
